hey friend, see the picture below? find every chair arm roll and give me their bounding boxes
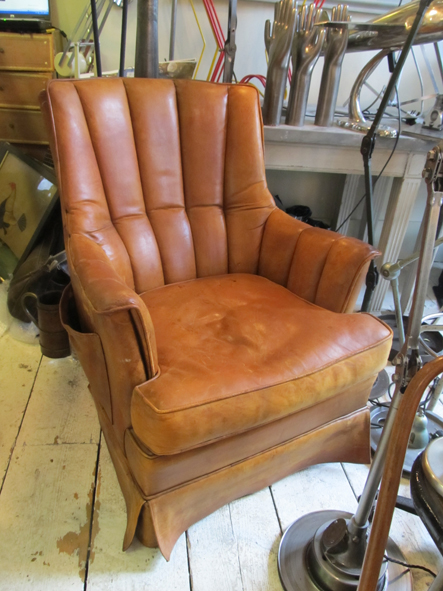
[259,208,379,313]
[69,233,158,380]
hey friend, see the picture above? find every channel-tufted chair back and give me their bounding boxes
[48,78,274,292]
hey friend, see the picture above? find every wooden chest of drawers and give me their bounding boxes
[0,33,55,71]
[0,31,61,146]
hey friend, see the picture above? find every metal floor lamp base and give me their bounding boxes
[371,407,443,473]
[278,510,412,591]
[369,368,391,401]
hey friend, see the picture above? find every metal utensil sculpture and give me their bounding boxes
[263,0,296,126]
[347,0,443,52]
[286,4,326,126]
[223,0,238,83]
[338,48,397,136]
[315,4,349,127]
[338,0,443,133]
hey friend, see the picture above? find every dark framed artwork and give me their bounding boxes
[0,142,58,278]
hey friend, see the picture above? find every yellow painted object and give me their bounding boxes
[206,47,220,81]
[189,0,206,79]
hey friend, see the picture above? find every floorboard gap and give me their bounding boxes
[0,353,42,495]
[340,461,363,502]
[185,530,194,591]
[228,504,245,591]
[83,430,102,591]
[269,486,284,535]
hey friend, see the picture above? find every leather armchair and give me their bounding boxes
[42,78,392,560]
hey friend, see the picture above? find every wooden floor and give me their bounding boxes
[1,311,443,590]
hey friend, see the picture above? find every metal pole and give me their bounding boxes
[169,0,178,61]
[360,0,432,312]
[391,277,405,348]
[119,0,129,76]
[352,145,443,531]
[90,0,103,77]
[135,0,159,78]
[434,42,443,84]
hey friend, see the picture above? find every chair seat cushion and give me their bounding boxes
[131,274,391,455]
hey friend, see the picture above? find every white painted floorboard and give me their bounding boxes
[16,355,99,447]
[0,443,99,590]
[87,441,190,591]
[229,488,282,591]
[1,320,443,590]
[271,463,359,532]
[0,335,41,483]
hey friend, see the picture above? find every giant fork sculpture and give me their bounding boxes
[263,0,296,126]
[286,3,326,126]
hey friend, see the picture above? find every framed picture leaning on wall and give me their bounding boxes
[0,142,58,279]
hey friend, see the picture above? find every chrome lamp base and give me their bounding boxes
[278,510,412,591]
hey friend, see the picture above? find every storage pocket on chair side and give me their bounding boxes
[60,285,113,421]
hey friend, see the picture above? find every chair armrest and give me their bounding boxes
[66,234,158,441]
[69,233,139,312]
[69,233,158,375]
[258,208,379,313]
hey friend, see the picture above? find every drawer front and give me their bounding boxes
[0,33,54,71]
[0,108,48,144]
[0,72,53,108]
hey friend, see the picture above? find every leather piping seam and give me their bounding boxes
[139,271,275,295]
[127,384,372,460]
[129,309,153,380]
[112,211,156,221]
[224,187,271,209]
[186,203,224,209]
[137,407,369,501]
[174,81,199,279]
[224,85,230,272]
[135,338,391,414]
[82,221,115,235]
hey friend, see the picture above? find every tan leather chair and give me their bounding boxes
[42,77,392,560]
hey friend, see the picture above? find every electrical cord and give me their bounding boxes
[370,400,391,408]
[47,25,67,39]
[362,86,386,115]
[411,47,425,117]
[335,86,402,233]
[370,422,384,429]
[383,554,437,578]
